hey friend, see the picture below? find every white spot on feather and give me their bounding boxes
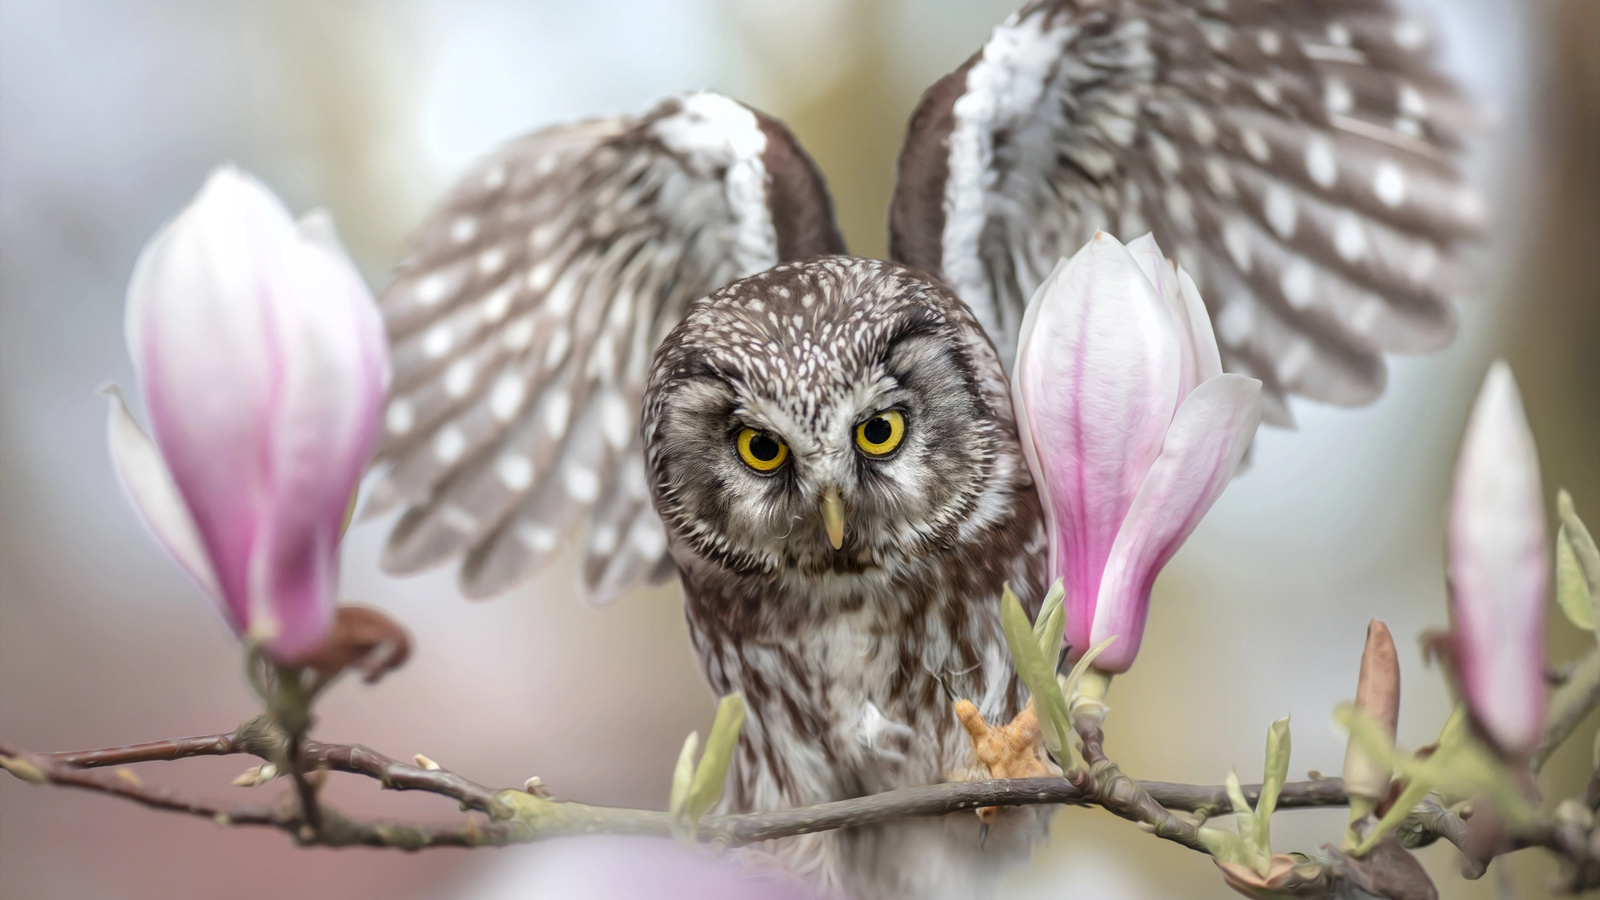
[415,274,449,307]
[1276,340,1313,384]
[444,359,475,397]
[1264,184,1298,238]
[1398,84,1427,118]
[628,516,666,559]
[599,391,631,450]
[1164,186,1196,233]
[1279,260,1315,308]
[386,400,414,435]
[481,283,515,324]
[1205,158,1237,198]
[1305,136,1338,189]
[484,164,507,190]
[451,217,478,244]
[1324,79,1352,115]
[489,374,525,421]
[422,324,452,359]
[526,261,557,293]
[1373,162,1407,207]
[1335,214,1369,262]
[1150,133,1181,175]
[1257,30,1282,56]
[1242,129,1270,164]
[543,390,571,436]
[1217,299,1254,347]
[545,328,571,369]
[563,462,599,502]
[496,454,533,491]
[1393,19,1427,50]
[517,525,557,552]
[439,504,478,533]
[434,426,466,464]
[503,317,535,351]
[1223,218,1253,273]
[1188,109,1218,147]
[477,247,507,276]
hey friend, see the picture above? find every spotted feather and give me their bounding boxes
[890,0,1481,426]
[369,92,843,600]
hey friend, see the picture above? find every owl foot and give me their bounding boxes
[953,697,1055,824]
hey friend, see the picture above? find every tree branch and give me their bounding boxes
[0,727,1347,851]
[2,720,1592,889]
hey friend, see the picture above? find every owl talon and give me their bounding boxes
[953,697,1055,823]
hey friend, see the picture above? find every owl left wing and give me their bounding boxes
[368,92,843,601]
[889,0,1481,425]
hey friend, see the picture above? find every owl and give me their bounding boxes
[365,1,1478,898]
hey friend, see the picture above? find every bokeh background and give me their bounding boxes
[2,0,1597,897]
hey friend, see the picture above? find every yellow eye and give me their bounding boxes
[855,410,905,457]
[736,427,789,472]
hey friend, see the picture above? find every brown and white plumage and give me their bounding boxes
[643,258,1049,899]
[371,2,1478,896]
[369,94,840,599]
[891,0,1478,427]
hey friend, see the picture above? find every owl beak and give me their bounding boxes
[819,486,845,550]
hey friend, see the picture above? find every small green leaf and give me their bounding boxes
[668,731,698,824]
[1558,491,1600,640]
[1063,637,1115,690]
[685,693,745,832]
[1032,579,1066,660]
[1559,491,1600,591]
[1001,585,1074,759]
[1198,826,1250,864]
[1224,770,1265,875]
[1225,770,1254,838]
[1591,727,1600,771]
[1253,717,1291,852]
[1355,777,1433,856]
[1557,527,1595,631]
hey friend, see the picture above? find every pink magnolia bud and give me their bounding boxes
[107,166,390,661]
[1448,362,1547,757]
[1012,233,1261,673]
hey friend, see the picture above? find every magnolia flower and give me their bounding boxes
[1448,362,1547,757]
[107,166,389,661]
[1012,232,1262,674]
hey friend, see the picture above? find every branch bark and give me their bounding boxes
[0,726,1346,851]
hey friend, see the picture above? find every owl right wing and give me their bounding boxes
[888,0,1482,426]
[367,92,843,601]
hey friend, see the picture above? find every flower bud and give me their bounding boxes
[1447,362,1547,758]
[1012,232,1261,673]
[109,167,390,661]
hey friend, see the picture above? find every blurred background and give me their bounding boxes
[1,0,1596,897]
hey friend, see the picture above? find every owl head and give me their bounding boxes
[642,257,1024,586]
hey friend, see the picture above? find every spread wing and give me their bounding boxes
[368,92,843,600]
[889,0,1481,426]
